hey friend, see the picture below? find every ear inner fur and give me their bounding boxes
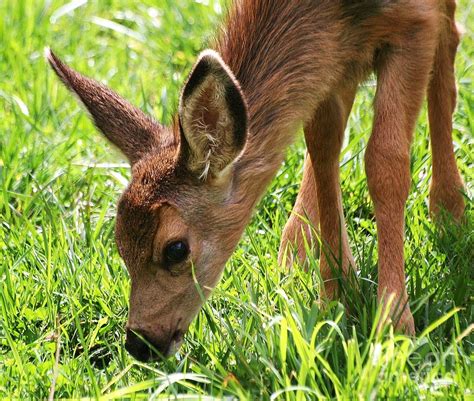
[179,50,248,180]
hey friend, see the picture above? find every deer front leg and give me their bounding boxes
[278,155,320,268]
[366,138,414,334]
[366,27,438,334]
[305,88,357,300]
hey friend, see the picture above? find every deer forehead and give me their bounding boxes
[115,203,186,266]
[114,158,206,268]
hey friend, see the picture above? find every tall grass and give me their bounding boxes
[0,0,472,399]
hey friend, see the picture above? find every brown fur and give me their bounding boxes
[47,0,465,360]
[278,155,320,268]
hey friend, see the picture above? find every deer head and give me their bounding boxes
[46,48,249,361]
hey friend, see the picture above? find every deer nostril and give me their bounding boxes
[125,329,154,362]
[125,329,173,362]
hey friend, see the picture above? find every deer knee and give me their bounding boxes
[365,140,411,208]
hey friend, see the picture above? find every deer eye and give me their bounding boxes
[163,241,189,265]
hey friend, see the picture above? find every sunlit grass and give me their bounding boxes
[0,0,472,399]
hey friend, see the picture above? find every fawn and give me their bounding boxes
[47,0,465,362]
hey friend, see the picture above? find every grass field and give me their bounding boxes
[1,1,473,399]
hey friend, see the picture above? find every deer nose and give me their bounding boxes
[125,329,183,362]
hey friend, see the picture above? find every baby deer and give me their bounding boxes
[47,0,465,361]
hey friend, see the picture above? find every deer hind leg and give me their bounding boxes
[366,23,438,334]
[304,86,358,299]
[428,1,465,221]
[278,155,320,268]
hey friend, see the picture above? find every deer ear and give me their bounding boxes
[45,48,164,165]
[178,50,248,180]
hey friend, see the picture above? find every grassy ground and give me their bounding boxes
[1,1,472,399]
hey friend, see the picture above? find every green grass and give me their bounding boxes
[1,1,473,399]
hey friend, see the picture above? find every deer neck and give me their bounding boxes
[214,1,346,227]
